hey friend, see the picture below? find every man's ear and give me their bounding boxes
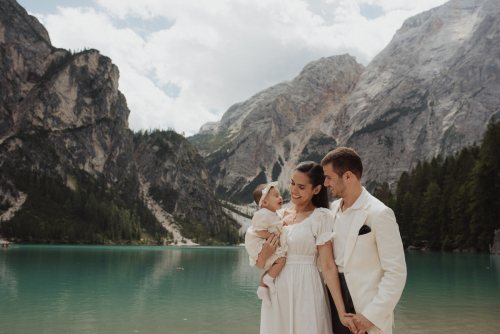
[344,171,353,183]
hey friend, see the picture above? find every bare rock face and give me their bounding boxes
[0,0,64,140]
[196,0,500,197]
[198,121,220,135]
[198,55,362,200]
[325,0,500,188]
[0,0,138,198]
[133,131,227,228]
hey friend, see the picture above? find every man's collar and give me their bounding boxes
[337,187,368,212]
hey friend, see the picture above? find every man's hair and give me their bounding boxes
[253,184,271,206]
[321,147,363,180]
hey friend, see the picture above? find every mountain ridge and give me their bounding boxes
[192,0,500,199]
[0,0,240,245]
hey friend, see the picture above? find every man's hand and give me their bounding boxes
[339,314,357,333]
[344,313,374,334]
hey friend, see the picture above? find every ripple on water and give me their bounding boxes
[0,246,499,334]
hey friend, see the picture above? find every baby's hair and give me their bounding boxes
[253,184,274,206]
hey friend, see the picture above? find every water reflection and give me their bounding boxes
[0,247,18,298]
[0,247,499,334]
[491,254,500,279]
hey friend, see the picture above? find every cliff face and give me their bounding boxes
[326,0,500,188]
[194,0,500,197]
[0,0,61,140]
[0,0,241,244]
[134,131,227,228]
[0,0,139,204]
[192,55,362,199]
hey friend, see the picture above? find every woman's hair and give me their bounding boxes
[295,161,329,208]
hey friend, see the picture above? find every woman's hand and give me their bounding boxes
[340,313,357,333]
[256,234,279,270]
[269,232,280,246]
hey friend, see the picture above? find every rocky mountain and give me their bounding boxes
[189,55,362,201]
[0,0,138,201]
[0,0,238,244]
[133,130,232,229]
[191,0,500,199]
[326,0,500,188]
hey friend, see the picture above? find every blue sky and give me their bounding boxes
[18,0,448,135]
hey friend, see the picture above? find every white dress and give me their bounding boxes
[245,208,288,270]
[260,207,336,334]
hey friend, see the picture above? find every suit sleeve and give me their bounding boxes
[361,207,407,331]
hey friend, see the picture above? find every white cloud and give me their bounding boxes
[34,0,449,135]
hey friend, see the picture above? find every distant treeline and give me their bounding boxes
[0,169,169,245]
[374,117,500,252]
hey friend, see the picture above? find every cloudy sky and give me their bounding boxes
[19,0,448,135]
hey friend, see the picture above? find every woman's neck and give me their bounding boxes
[294,201,316,213]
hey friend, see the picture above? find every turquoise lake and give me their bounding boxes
[1,246,499,334]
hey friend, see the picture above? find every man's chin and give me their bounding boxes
[329,188,341,198]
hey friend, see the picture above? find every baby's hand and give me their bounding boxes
[268,233,280,246]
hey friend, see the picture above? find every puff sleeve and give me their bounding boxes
[311,208,336,246]
[251,209,272,231]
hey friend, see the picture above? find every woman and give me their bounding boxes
[257,162,354,334]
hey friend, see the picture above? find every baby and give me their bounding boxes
[244,181,287,305]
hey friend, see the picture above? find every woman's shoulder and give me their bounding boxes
[309,207,334,223]
[312,207,333,216]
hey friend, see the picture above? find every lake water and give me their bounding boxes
[1,246,499,334]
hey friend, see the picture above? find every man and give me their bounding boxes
[321,147,406,334]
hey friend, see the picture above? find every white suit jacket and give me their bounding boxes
[331,189,407,334]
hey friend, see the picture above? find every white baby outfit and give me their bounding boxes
[245,208,288,271]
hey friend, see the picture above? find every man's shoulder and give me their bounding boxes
[329,199,341,211]
[365,192,396,223]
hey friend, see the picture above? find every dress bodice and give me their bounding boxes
[282,208,336,258]
[261,207,336,334]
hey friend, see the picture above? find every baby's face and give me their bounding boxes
[263,187,283,212]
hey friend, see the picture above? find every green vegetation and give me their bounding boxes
[298,150,324,164]
[298,134,337,163]
[149,183,179,213]
[173,214,242,245]
[374,117,500,252]
[205,137,247,173]
[283,139,291,159]
[236,171,267,204]
[219,201,252,219]
[186,129,237,155]
[134,128,241,245]
[272,162,281,180]
[0,169,167,245]
[351,90,429,139]
[309,134,336,147]
[39,48,94,84]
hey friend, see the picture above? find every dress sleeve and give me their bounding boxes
[311,208,336,246]
[252,210,270,231]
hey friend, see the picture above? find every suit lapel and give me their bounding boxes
[343,209,368,267]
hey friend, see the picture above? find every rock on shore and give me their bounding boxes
[492,233,500,255]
